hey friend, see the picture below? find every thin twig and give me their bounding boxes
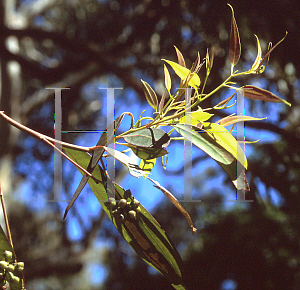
[0,182,14,249]
[0,111,90,152]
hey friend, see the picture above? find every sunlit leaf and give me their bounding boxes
[174,46,186,67]
[64,148,185,288]
[243,85,291,106]
[140,158,156,176]
[216,115,266,126]
[141,80,158,110]
[201,122,247,168]
[174,124,249,191]
[179,109,213,126]
[250,35,262,72]
[162,59,200,88]
[164,65,172,92]
[228,4,241,68]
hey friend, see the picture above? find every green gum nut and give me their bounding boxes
[6,271,20,284]
[7,264,15,272]
[104,198,116,210]
[128,210,136,219]
[16,262,24,271]
[4,251,13,263]
[119,199,127,208]
[0,261,8,270]
[132,199,140,208]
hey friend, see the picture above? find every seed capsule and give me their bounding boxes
[119,199,127,208]
[7,271,20,284]
[16,262,24,272]
[132,199,140,208]
[7,264,15,272]
[128,210,136,219]
[4,251,13,263]
[0,261,8,270]
[104,198,116,210]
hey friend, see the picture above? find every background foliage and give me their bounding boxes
[0,0,299,289]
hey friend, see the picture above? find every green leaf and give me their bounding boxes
[242,86,291,106]
[179,109,213,126]
[174,124,249,191]
[64,147,186,288]
[201,122,247,169]
[140,158,157,176]
[141,80,158,110]
[228,4,241,68]
[0,226,24,290]
[123,128,170,148]
[162,59,200,88]
[127,144,168,160]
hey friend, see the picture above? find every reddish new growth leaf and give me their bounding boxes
[243,86,291,106]
[228,4,241,68]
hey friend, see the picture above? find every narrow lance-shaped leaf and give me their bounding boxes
[141,80,158,110]
[174,124,249,191]
[216,115,266,126]
[228,4,241,68]
[174,46,186,67]
[147,177,196,235]
[63,113,125,219]
[250,35,262,72]
[164,64,172,92]
[63,147,186,288]
[257,31,288,72]
[243,86,291,106]
[158,89,166,113]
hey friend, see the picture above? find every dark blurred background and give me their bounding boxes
[0,0,300,289]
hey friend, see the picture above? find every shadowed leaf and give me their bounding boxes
[123,128,170,148]
[141,80,158,110]
[228,4,241,68]
[174,46,186,67]
[243,86,291,106]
